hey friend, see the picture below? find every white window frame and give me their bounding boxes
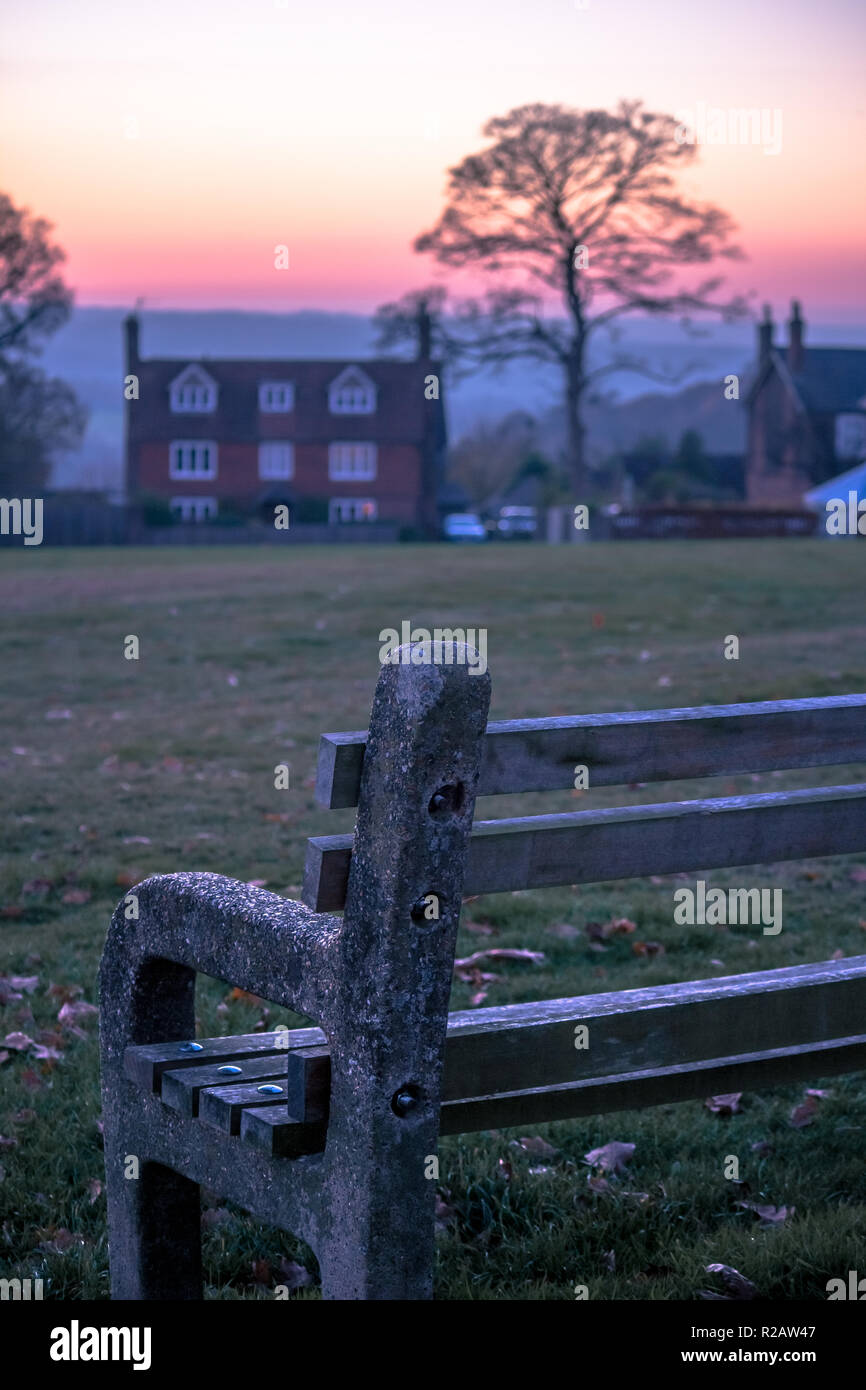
[328,366,377,415]
[328,441,377,481]
[258,441,294,480]
[329,497,378,523]
[258,381,295,413]
[169,440,218,479]
[169,366,218,414]
[170,497,218,522]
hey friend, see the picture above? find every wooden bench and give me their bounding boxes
[99,643,866,1299]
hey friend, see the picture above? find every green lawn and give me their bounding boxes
[1,538,866,1299]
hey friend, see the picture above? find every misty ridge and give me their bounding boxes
[41,306,865,491]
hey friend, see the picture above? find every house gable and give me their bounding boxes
[328,365,377,415]
[168,364,219,414]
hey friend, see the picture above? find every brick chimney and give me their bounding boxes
[758,304,774,363]
[415,300,432,360]
[124,312,140,371]
[788,299,805,373]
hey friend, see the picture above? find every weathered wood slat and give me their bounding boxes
[240,1106,328,1159]
[316,695,866,808]
[438,1033,866,1134]
[241,1034,866,1155]
[162,1056,292,1117]
[304,783,866,910]
[123,1026,325,1092]
[200,1078,293,1135]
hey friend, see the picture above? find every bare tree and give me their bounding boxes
[0,192,84,491]
[413,101,747,496]
[448,411,538,509]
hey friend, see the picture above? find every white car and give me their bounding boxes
[442,512,487,543]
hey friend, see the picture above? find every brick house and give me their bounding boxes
[746,302,866,505]
[123,314,446,534]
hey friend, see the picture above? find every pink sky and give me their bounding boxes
[3,0,865,320]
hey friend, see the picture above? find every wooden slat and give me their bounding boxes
[237,958,866,1152]
[438,1034,866,1134]
[124,1026,325,1092]
[243,1035,866,1155]
[316,695,866,808]
[161,1055,291,1117]
[200,1078,291,1135]
[304,782,866,910]
[284,1045,331,1123]
[240,1106,328,1159]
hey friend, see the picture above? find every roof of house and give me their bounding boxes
[778,347,866,414]
[131,357,444,445]
[803,458,866,507]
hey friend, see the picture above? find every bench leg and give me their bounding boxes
[105,1139,202,1300]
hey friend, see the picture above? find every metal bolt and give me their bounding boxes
[179,1042,203,1053]
[392,1087,421,1116]
[217,1065,242,1075]
[257,1084,283,1095]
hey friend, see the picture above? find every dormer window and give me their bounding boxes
[328,365,377,415]
[169,364,218,414]
[259,381,294,413]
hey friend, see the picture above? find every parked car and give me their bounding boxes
[442,512,487,542]
[496,505,537,539]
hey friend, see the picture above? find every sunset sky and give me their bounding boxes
[3,0,865,321]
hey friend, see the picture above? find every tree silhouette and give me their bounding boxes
[0,193,85,493]
[413,101,747,496]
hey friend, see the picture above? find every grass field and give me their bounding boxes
[2,538,866,1300]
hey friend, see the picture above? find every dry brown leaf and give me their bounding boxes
[469,990,488,1007]
[20,1067,43,1091]
[87,1179,103,1204]
[464,920,496,936]
[751,1139,773,1156]
[115,870,141,889]
[513,1135,559,1158]
[36,1227,86,1255]
[737,1202,793,1225]
[453,948,545,970]
[58,1000,98,1027]
[228,988,264,1006]
[632,940,665,957]
[705,1092,742,1116]
[48,983,83,1003]
[830,948,845,960]
[790,1093,821,1128]
[587,1173,610,1194]
[61,888,91,905]
[584,1140,635,1174]
[4,1031,34,1051]
[0,1135,18,1149]
[699,1263,757,1301]
[0,1051,9,1065]
[10,976,39,993]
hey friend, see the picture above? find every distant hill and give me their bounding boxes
[38,306,863,489]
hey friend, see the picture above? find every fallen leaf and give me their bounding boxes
[21,1067,43,1091]
[513,1135,559,1158]
[61,888,91,905]
[469,990,488,1007]
[58,1000,98,1027]
[32,1044,63,1062]
[587,917,637,941]
[48,983,83,1002]
[790,1093,821,1128]
[10,976,39,993]
[36,1227,85,1255]
[12,1109,37,1124]
[497,1156,513,1182]
[0,982,22,1005]
[245,878,267,888]
[115,871,140,889]
[584,1141,635,1174]
[3,1032,35,1051]
[830,948,845,960]
[228,988,264,1007]
[434,1193,458,1233]
[0,1051,9,1065]
[632,940,665,957]
[453,948,545,970]
[587,1174,610,1194]
[705,1093,742,1116]
[201,1206,231,1228]
[87,1178,102,1204]
[0,906,24,918]
[699,1263,757,1301]
[850,867,866,882]
[0,1135,18,1149]
[737,1202,793,1225]
[251,1258,272,1287]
